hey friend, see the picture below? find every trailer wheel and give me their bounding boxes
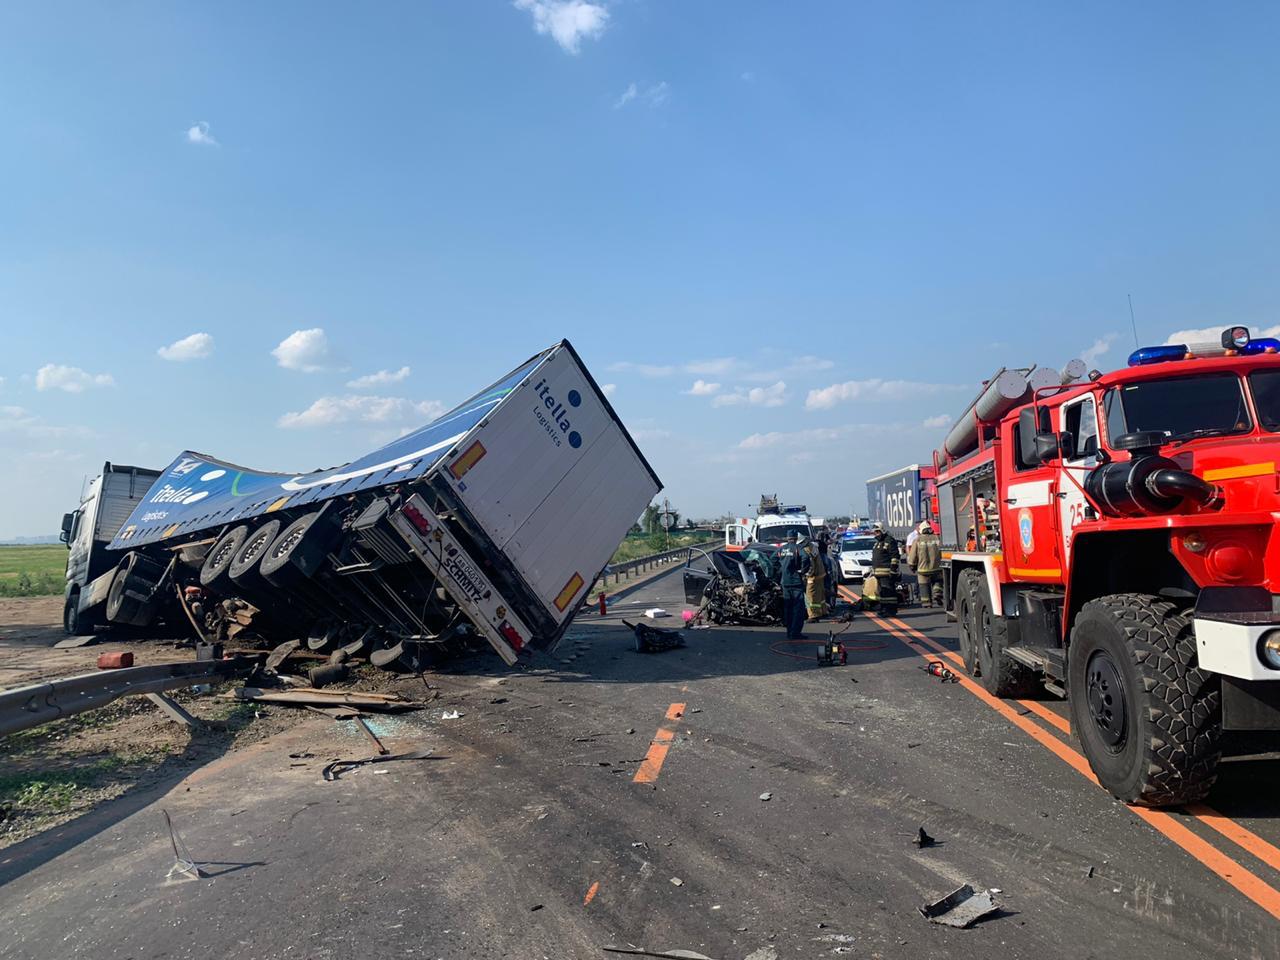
[971,575,1038,698]
[229,519,282,584]
[200,525,250,590]
[955,569,983,675]
[260,512,322,587]
[1068,594,1221,805]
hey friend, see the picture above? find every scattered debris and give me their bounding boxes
[602,948,718,960]
[758,792,772,802]
[643,608,670,619]
[669,876,684,886]
[161,809,206,881]
[913,827,936,848]
[744,949,779,960]
[441,710,462,720]
[228,687,426,712]
[353,715,389,755]
[906,741,923,748]
[307,663,349,689]
[54,635,100,649]
[321,750,435,781]
[624,620,687,654]
[530,903,544,912]
[918,883,999,928]
[1084,865,1095,879]
[265,639,302,673]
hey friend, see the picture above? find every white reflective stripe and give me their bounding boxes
[281,432,467,491]
[1006,479,1053,507]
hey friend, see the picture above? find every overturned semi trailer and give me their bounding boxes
[102,340,661,668]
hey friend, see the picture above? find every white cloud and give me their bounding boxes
[805,378,963,410]
[347,366,411,389]
[740,355,835,382]
[713,381,788,408]
[0,405,85,438]
[685,357,737,376]
[923,414,953,429]
[186,121,218,146]
[613,82,637,109]
[157,332,214,362]
[1165,324,1280,346]
[278,396,446,429]
[685,379,721,396]
[513,0,608,54]
[739,426,848,450]
[632,427,672,442]
[272,328,332,372]
[1079,334,1117,365]
[644,81,670,107]
[601,383,617,398]
[35,364,115,393]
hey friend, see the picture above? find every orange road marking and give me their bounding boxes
[584,880,600,906]
[634,703,687,783]
[837,590,1280,922]
[1187,805,1280,874]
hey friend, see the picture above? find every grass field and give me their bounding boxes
[610,531,718,564]
[0,545,66,597]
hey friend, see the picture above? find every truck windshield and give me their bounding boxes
[1103,373,1251,444]
[1249,370,1280,432]
[754,523,811,543]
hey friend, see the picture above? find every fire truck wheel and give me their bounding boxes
[972,577,1038,698]
[955,570,984,676]
[1068,594,1221,806]
[200,525,250,590]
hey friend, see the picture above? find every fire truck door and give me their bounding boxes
[1056,394,1099,566]
[1002,416,1063,579]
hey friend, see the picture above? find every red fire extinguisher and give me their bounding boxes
[598,591,608,615]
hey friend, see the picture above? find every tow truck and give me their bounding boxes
[933,328,1280,805]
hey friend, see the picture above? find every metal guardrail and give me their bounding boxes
[0,659,250,738]
[589,540,719,595]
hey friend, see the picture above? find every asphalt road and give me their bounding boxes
[2,566,1279,960]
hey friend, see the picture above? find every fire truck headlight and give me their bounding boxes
[1260,631,1280,670]
[1182,532,1206,553]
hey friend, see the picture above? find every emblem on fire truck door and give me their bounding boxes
[1018,507,1035,555]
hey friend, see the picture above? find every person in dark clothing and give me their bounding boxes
[871,526,901,610]
[776,531,811,639]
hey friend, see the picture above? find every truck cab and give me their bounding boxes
[935,329,1280,806]
[62,463,161,635]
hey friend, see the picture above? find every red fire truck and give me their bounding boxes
[933,327,1280,805]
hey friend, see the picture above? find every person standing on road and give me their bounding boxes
[804,537,828,622]
[871,526,900,606]
[777,531,811,639]
[907,521,943,607]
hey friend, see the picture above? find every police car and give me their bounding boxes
[834,532,876,582]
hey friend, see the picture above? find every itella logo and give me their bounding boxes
[532,378,583,449]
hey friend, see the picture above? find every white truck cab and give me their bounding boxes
[725,502,814,550]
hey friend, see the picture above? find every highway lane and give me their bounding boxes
[1,566,1278,960]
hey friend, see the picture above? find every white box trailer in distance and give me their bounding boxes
[100,341,662,667]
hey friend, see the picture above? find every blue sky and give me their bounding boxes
[2,2,1279,536]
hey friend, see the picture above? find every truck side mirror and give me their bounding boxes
[1058,431,1077,460]
[1033,433,1059,462]
[60,512,74,544]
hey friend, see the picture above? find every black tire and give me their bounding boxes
[971,573,1038,698]
[200,525,250,589]
[104,553,164,627]
[1068,593,1222,805]
[229,519,281,584]
[261,512,321,587]
[955,569,983,676]
[63,588,90,636]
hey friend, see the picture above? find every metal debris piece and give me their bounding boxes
[624,620,686,654]
[441,709,462,720]
[321,750,435,781]
[145,692,199,727]
[918,883,999,928]
[758,792,772,801]
[161,809,206,880]
[602,948,718,960]
[265,639,302,672]
[913,827,935,848]
[669,876,684,886]
[353,716,389,755]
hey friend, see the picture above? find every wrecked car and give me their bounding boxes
[684,544,840,625]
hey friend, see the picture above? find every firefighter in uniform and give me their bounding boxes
[871,526,900,607]
[777,531,811,639]
[907,520,943,607]
[804,537,828,621]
